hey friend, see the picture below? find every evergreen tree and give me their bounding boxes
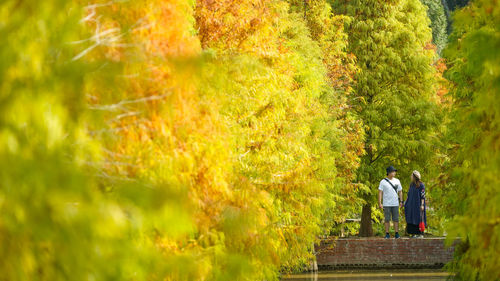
[332,0,442,236]
[421,0,448,54]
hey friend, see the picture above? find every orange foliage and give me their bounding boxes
[85,0,234,240]
[195,0,282,57]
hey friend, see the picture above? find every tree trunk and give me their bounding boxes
[359,203,373,237]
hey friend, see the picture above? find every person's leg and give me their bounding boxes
[407,224,417,235]
[383,207,391,237]
[392,207,400,238]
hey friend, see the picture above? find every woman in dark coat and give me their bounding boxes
[404,170,427,238]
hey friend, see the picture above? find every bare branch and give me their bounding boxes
[88,93,171,111]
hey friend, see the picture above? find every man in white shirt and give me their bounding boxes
[378,166,403,239]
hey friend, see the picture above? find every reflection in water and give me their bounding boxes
[281,269,452,281]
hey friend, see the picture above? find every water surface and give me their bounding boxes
[282,269,452,281]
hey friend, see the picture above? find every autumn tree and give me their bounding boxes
[286,0,366,233]
[0,1,176,279]
[332,0,443,236]
[438,0,500,279]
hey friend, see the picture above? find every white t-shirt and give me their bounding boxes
[378,177,402,207]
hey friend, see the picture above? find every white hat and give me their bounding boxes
[412,170,421,180]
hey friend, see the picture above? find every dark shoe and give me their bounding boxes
[395,233,400,239]
[385,233,390,239]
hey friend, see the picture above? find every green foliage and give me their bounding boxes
[439,0,500,279]
[194,1,364,274]
[1,0,366,279]
[444,0,470,11]
[285,0,366,236]
[332,0,444,236]
[421,0,449,54]
[5,0,484,279]
[0,1,174,280]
